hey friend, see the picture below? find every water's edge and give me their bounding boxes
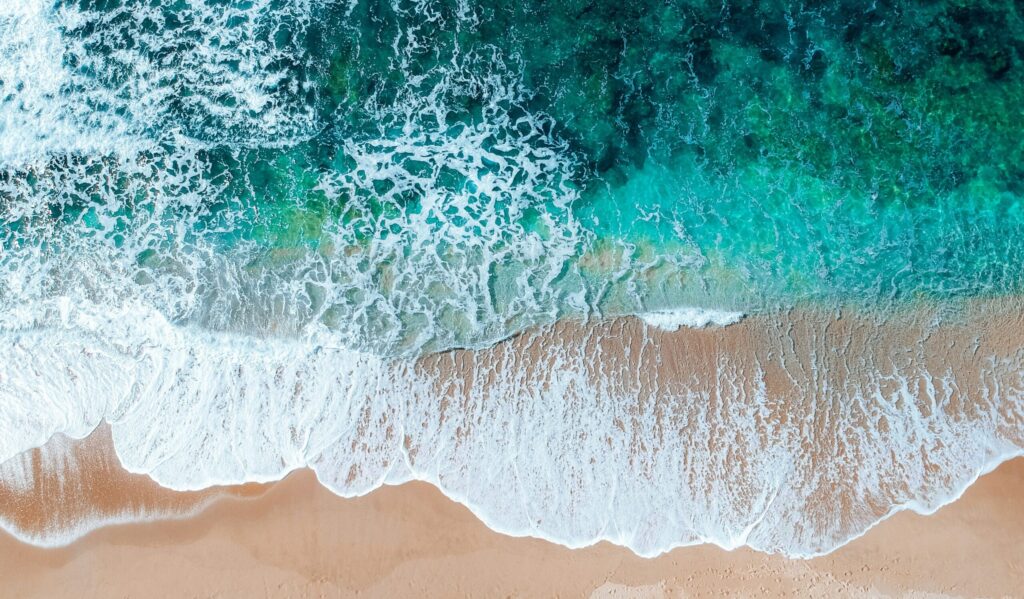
[2,422,1021,561]
[3,303,1022,559]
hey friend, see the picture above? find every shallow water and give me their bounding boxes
[1,0,1023,556]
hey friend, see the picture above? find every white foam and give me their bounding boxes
[313,44,586,353]
[0,0,320,169]
[639,308,745,330]
[0,1,133,166]
[1,299,1022,558]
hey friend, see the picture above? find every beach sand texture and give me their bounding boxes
[0,427,1021,598]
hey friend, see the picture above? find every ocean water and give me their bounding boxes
[1,0,1023,556]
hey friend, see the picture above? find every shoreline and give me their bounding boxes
[8,426,1021,561]
[1,303,1023,595]
[3,302,1024,556]
[1,433,1021,597]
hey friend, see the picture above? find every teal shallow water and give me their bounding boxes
[2,0,1024,353]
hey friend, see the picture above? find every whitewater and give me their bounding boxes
[2,0,1024,560]
[3,298,1023,558]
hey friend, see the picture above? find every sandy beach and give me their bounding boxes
[2,304,1023,597]
[1,426,1022,598]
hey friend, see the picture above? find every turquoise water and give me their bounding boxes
[3,0,1024,352]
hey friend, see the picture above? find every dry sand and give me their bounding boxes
[0,428,1021,598]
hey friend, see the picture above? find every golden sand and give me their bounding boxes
[0,422,1021,598]
[2,304,1023,596]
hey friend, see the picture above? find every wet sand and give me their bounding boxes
[0,425,267,546]
[0,428,1022,598]
[2,304,1023,596]
[5,303,1024,556]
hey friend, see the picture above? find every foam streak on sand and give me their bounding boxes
[1,300,1022,557]
[639,308,745,330]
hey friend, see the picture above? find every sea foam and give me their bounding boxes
[1,299,1023,557]
[639,308,745,330]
